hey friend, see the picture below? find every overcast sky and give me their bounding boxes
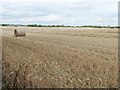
[0,0,119,26]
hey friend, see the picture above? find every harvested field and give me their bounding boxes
[2,26,118,88]
[0,29,2,89]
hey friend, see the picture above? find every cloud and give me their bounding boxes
[0,0,119,26]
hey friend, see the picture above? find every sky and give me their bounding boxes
[0,0,119,26]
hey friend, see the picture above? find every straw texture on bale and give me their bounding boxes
[14,29,26,37]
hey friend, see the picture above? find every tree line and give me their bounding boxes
[0,24,119,28]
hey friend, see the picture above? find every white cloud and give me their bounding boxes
[1,0,119,3]
[1,0,119,26]
[1,0,85,4]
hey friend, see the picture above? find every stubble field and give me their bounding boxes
[1,26,118,88]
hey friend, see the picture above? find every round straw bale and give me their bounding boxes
[14,29,26,37]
